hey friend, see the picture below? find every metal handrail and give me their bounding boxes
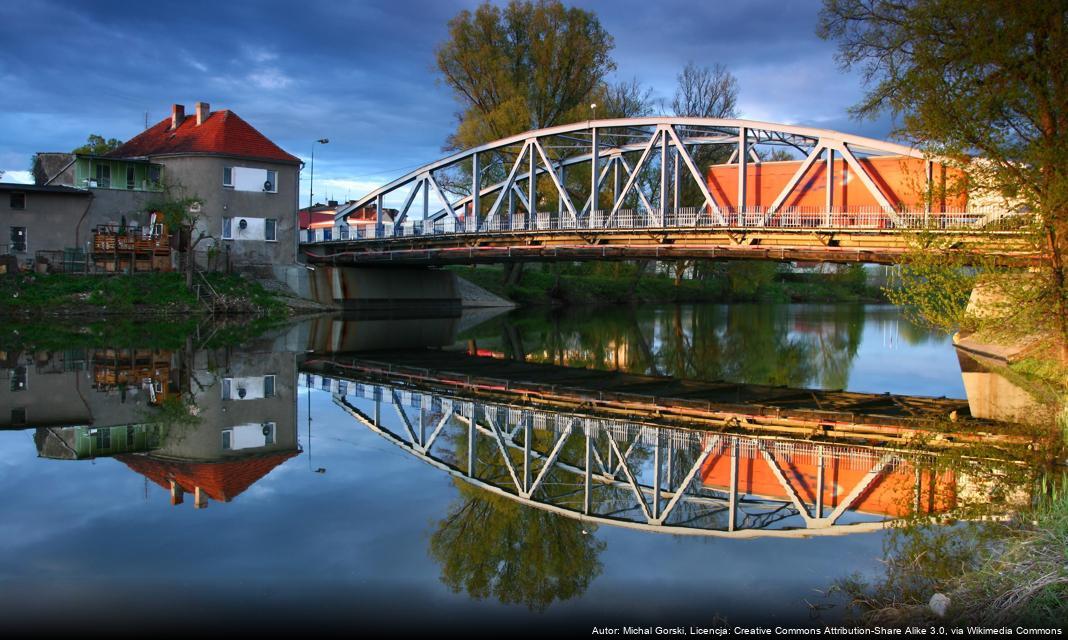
[301,206,1028,245]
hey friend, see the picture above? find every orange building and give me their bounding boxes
[706,155,965,212]
[700,444,955,518]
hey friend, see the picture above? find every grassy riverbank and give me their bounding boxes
[839,474,1068,626]
[0,272,289,317]
[0,314,292,351]
[837,360,1068,626]
[452,261,885,305]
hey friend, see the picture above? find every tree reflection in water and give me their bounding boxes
[428,422,606,612]
[464,303,908,390]
[430,479,605,612]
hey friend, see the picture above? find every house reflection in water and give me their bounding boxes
[1,343,300,509]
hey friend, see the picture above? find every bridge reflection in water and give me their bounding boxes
[301,370,1029,539]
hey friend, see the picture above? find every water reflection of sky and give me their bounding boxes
[0,305,973,631]
[0,387,891,630]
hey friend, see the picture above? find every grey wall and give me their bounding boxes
[83,188,161,242]
[157,155,299,268]
[158,348,298,461]
[0,351,164,429]
[1,190,90,262]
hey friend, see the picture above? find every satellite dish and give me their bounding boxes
[263,180,273,191]
[237,387,247,398]
[262,424,272,437]
[238,219,248,230]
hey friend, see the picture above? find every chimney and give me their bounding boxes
[170,480,184,506]
[195,101,210,126]
[171,104,185,130]
[328,200,338,207]
[194,486,208,509]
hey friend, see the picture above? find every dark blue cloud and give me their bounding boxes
[0,0,884,202]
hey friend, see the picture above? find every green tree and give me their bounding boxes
[818,0,1068,359]
[72,134,124,155]
[436,0,616,149]
[146,190,206,290]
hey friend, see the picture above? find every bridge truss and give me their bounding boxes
[302,371,965,539]
[320,117,1021,242]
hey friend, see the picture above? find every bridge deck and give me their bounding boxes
[302,225,1037,267]
[302,350,1030,449]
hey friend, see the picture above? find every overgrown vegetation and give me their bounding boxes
[819,0,1068,359]
[819,0,1068,624]
[0,272,288,317]
[0,313,291,352]
[837,470,1068,626]
[453,261,883,305]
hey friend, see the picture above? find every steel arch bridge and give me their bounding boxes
[301,117,1035,266]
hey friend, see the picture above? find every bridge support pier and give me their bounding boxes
[954,281,1045,422]
[305,265,463,312]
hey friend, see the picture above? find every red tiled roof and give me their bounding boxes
[106,110,301,164]
[116,450,299,503]
[298,205,391,229]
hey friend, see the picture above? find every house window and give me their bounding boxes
[264,374,276,397]
[221,377,232,400]
[9,192,25,209]
[95,428,111,449]
[10,227,26,253]
[322,227,332,241]
[222,217,233,240]
[148,165,161,187]
[126,166,135,190]
[222,430,232,450]
[223,167,233,187]
[11,366,27,392]
[265,170,278,193]
[265,218,277,241]
[95,163,111,188]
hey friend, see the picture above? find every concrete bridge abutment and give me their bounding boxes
[309,266,461,311]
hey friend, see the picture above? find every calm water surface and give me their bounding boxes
[0,304,987,633]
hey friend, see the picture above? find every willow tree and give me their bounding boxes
[436,0,615,149]
[818,0,1068,358]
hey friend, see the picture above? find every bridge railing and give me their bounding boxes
[301,206,1024,244]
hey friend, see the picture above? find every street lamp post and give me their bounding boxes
[309,138,329,209]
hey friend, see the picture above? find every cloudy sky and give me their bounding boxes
[0,0,891,204]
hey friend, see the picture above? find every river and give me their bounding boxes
[0,303,1034,633]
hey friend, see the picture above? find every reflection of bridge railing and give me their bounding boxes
[302,206,1022,244]
[301,372,967,539]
